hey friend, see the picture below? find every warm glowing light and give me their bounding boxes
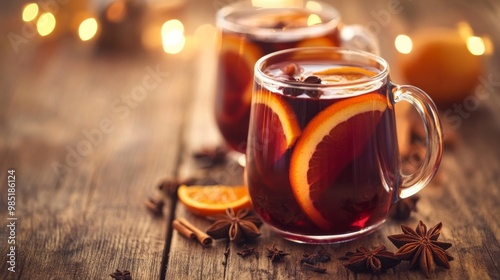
[457,21,473,40]
[22,3,39,22]
[395,34,413,54]
[306,1,322,11]
[467,36,485,56]
[78,18,98,41]
[142,25,162,51]
[307,14,322,26]
[37,12,56,37]
[162,19,185,54]
[252,0,303,8]
[482,36,494,55]
[106,0,127,23]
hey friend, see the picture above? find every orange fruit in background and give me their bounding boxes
[397,28,484,106]
[177,185,251,216]
[289,93,387,229]
[217,34,263,125]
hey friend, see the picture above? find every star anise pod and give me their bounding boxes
[387,220,454,278]
[109,269,132,280]
[266,244,289,262]
[206,208,262,242]
[389,195,420,220]
[237,244,259,259]
[301,248,331,265]
[338,245,401,274]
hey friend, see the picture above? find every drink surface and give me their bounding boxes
[215,7,340,153]
[246,62,400,239]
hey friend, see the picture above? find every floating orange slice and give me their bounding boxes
[249,90,302,187]
[289,93,387,229]
[178,185,251,216]
[217,33,262,125]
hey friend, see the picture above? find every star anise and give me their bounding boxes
[389,195,420,220]
[387,220,454,278]
[338,245,401,274]
[109,269,132,280]
[301,248,331,265]
[266,244,289,262]
[206,208,262,242]
[237,244,259,259]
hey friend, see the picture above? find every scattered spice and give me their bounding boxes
[389,195,420,220]
[158,176,196,197]
[237,244,259,259]
[193,146,228,168]
[206,208,262,243]
[338,245,401,274]
[144,197,164,216]
[109,269,132,280]
[301,248,331,265]
[173,218,213,246]
[302,262,327,273]
[283,75,323,98]
[266,244,289,262]
[387,220,454,278]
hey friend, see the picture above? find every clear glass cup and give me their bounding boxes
[246,47,443,243]
[214,0,378,161]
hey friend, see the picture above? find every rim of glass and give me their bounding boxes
[254,47,389,91]
[216,1,341,39]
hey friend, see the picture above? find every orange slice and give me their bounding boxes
[217,33,262,125]
[248,90,301,187]
[178,185,251,216]
[289,93,387,229]
[297,37,337,48]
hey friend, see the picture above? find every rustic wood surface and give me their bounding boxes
[1,0,499,279]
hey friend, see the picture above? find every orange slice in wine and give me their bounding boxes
[178,185,251,217]
[217,34,262,125]
[289,93,387,229]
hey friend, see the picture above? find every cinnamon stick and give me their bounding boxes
[172,220,195,240]
[174,218,213,246]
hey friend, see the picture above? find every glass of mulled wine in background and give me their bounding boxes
[215,1,378,162]
[246,47,443,243]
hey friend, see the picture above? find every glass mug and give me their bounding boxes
[215,0,378,158]
[246,47,443,243]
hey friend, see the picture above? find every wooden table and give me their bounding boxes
[1,0,499,279]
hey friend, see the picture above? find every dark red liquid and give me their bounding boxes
[246,79,400,239]
[215,23,340,153]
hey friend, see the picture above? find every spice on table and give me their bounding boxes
[266,244,289,262]
[301,248,331,265]
[206,208,262,243]
[109,269,132,280]
[387,220,454,278]
[389,195,420,220]
[237,244,259,259]
[173,218,213,246]
[144,197,164,216]
[338,245,401,274]
[158,176,196,197]
[193,145,228,168]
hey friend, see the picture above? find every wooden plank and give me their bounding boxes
[0,41,192,279]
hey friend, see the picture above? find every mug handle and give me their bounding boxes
[339,24,380,55]
[393,85,444,199]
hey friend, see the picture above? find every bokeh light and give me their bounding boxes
[466,36,485,56]
[78,18,98,41]
[37,12,56,37]
[395,34,413,54]
[161,19,185,54]
[106,0,127,23]
[307,14,322,26]
[22,3,39,22]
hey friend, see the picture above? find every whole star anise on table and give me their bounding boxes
[387,220,454,278]
[389,195,420,220]
[206,208,262,242]
[266,244,289,262]
[338,245,401,274]
[109,269,132,280]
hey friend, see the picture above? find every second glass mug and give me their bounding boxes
[246,47,443,243]
[214,0,378,157]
